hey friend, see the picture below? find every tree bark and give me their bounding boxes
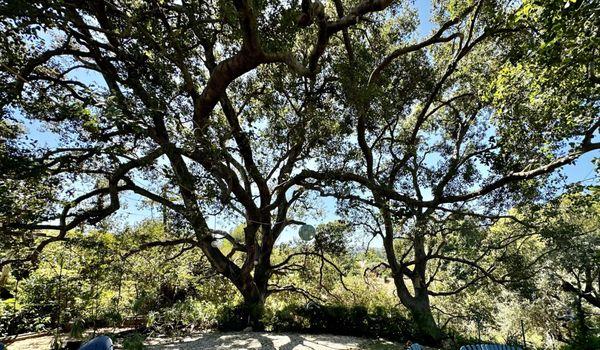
[409,231,443,341]
[240,272,268,330]
[390,261,443,343]
[243,289,267,330]
[401,289,443,343]
[380,209,443,343]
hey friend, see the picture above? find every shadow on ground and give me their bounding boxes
[145,332,366,350]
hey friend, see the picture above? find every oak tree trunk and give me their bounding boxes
[381,212,444,344]
[241,277,268,330]
[406,293,443,343]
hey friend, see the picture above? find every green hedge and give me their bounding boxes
[218,303,415,342]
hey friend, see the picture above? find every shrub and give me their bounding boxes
[69,317,85,339]
[122,333,146,350]
[100,310,123,327]
[268,303,415,342]
[147,299,220,334]
[268,304,310,331]
[216,304,251,331]
[0,304,52,336]
[562,334,600,350]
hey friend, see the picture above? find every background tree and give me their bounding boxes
[314,220,351,256]
[537,187,600,348]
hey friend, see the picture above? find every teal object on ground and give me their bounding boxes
[298,224,316,241]
[407,343,423,350]
[459,344,522,350]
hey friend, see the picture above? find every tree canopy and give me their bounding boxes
[0,0,598,346]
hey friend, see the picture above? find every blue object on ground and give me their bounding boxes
[79,335,113,350]
[408,343,423,350]
[0,341,4,350]
[459,344,522,350]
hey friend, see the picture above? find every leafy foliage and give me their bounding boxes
[0,0,598,348]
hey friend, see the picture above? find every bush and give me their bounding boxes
[269,304,310,331]
[562,334,600,350]
[0,304,51,336]
[267,303,415,342]
[122,333,146,350]
[69,317,85,339]
[147,299,220,334]
[99,310,123,327]
[216,304,252,331]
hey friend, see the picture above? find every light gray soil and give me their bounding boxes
[144,331,396,350]
[4,331,415,350]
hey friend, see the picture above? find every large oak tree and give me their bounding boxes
[291,0,599,341]
[0,0,397,328]
[0,0,598,340]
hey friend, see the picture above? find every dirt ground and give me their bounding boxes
[1,332,403,350]
[2,333,55,350]
[2,330,425,350]
[146,332,378,349]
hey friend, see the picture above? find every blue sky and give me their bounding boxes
[15,0,599,246]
